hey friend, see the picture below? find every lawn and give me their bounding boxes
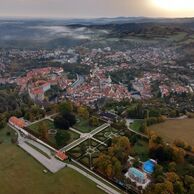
[29,119,55,133]
[148,118,194,147]
[74,117,102,133]
[0,144,105,194]
[28,119,80,148]
[132,140,149,161]
[130,120,144,133]
[0,125,17,144]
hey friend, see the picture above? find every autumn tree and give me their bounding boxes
[95,154,121,178]
[166,172,180,183]
[154,181,174,194]
[172,146,185,163]
[95,136,131,179]
[89,116,99,127]
[146,180,174,194]
[77,106,89,119]
[108,136,131,165]
[38,122,49,140]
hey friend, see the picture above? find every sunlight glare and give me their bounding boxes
[152,0,194,11]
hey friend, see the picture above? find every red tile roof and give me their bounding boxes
[55,151,68,161]
[9,116,26,128]
[31,88,44,95]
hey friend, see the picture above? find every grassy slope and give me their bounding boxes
[0,129,105,194]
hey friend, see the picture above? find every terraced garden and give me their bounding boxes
[68,139,108,168]
[93,127,124,142]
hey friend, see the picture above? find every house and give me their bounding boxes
[125,167,150,189]
[29,88,44,101]
[55,151,68,161]
[9,116,26,128]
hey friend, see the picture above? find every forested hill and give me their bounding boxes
[69,22,194,38]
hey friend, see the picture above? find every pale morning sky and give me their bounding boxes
[0,0,194,18]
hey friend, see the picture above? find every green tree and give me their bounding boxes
[168,162,176,172]
[59,101,73,115]
[174,181,185,194]
[153,164,164,181]
[189,184,194,194]
[184,175,194,191]
[0,114,5,129]
[62,112,76,126]
[54,115,70,130]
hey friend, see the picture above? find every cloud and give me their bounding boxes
[29,25,95,40]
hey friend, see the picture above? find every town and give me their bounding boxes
[0,18,194,194]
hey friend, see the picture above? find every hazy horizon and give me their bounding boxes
[0,0,194,19]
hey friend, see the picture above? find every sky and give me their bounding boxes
[0,0,194,19]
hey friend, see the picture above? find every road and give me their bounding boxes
[19,141,65,173]
[71,74,84,88]
[125,119,148,139]
[27,113,58,126]
[90,123,110,136]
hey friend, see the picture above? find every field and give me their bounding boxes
[148,118,194,146]
[0,125,105,194]
[0,144,105,194]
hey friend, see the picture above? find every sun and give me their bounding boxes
[152,0,194,11]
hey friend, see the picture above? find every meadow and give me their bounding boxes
[148,118,194,146]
